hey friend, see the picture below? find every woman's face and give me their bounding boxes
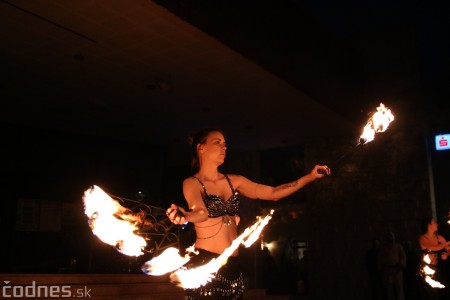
[429,219,438,232]
[198,131,227,164]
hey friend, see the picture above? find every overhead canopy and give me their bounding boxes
[0,0,353,149]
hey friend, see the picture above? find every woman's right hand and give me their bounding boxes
[166,204,187,224]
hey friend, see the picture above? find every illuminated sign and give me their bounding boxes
[435,134,450,151]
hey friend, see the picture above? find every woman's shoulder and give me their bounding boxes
[224,174,253,189]
[183,175,196,181]
[183,176,199,187]
[224,173,245,183]
[418,234,427,243]
[182,176,204,198]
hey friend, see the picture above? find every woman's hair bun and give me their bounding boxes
[187,131,196,145]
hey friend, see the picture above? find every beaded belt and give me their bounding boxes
[185,273,244,300]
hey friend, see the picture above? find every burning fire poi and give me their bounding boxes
[83,185,147,256]
[419,254,445,288]
[359,102,395,144]
[142,210,275,289]
[330,102,395,167]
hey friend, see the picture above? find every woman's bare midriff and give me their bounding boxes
[194,217,238,256]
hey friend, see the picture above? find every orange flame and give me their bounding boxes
[425,276,446,289]
[359,103,394,144]
[143,210,274,289]
[83,185,147,256]
[242,211,273,248]
[419,254,445,288]
[141,247,195,276]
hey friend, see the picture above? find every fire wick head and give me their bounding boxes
[359,137,367,145]
[88,212,99,228]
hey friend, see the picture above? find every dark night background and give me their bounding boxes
[1,1,450,299]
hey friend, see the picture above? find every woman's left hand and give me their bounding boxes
[312,165,331,178]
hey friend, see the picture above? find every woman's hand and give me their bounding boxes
[166,204,187,225]
[311,165,331,178]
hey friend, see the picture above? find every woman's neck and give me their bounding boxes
[197,166,221,182]
[425,231,437,238]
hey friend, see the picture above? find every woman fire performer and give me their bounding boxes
[418,216,450,298]
[166,128,330,300]
[419,217,450,266]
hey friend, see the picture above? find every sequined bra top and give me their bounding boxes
[193,174,240,218]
